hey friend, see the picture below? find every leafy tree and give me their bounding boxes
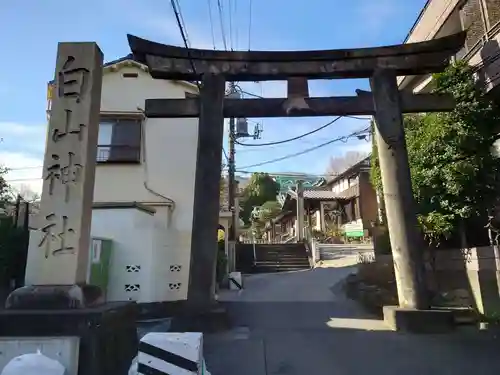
[257,200,282,223]
[0,166,27,288]
[220,176,226,204]
[246,200,283,240]
[0,166,10,209]
[240,173,280,224]
[371,61,500,245]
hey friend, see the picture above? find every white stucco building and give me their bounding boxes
[26,55,232,304]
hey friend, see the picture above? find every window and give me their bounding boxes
[348,175,359,187]
[97,117,141,163]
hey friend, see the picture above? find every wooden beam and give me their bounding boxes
[128,32,466,81]
[145,93,455,118]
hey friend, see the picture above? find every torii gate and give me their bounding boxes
[127,32,466,315]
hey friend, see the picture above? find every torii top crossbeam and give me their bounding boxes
[127,32,466,81]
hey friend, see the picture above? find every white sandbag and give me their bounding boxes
[1,351,65,375]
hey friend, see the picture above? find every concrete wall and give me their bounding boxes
[89,65,199,302]
[377,246,500,314]
[91,208,157,302]
[317,243,374,262]
[358,172,378,230]
[405,0,462,44]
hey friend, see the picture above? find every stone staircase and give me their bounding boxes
[252,243,311,273]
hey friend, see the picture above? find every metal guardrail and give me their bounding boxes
[239,236,295,244]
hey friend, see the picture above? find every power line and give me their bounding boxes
[216,0,228,50]
[6,178,42,182]
[237,127,371,169]
[247,0,253,50]
[206,0,217,49]
[234,0,239,50]
[235,135,358,152]
[169,0,200,90]
[235,115,370,147]
[235,87,372,119]
[234,169,368,177]
[236,117,340,147]
[3,166,43,171]
[228,0,234,50]
[170,0,190,48]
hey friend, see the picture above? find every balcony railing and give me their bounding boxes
[97,145,141,163]
[454,20,500,64]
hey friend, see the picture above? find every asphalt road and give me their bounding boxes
[204,263,500,375]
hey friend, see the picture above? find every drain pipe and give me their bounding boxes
[138,107,176,225]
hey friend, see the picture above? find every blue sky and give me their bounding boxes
[0,0,427,194]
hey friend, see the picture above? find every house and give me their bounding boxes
[268,157,378,241]
[29,55,233,304]
[399,0,500,95]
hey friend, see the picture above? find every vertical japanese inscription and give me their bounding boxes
[45,152,83,202]
[58,56,89,103]
[39,53,89,257]
[52,109,86,142]
[39,213,76,258]
[31,42,102,285]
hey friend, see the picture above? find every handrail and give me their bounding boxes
[303,225,318,265]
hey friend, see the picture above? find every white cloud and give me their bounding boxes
[0,122,47,155]
[0,151,43,196]
[0,122,46,196]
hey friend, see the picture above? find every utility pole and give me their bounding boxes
[228,83,237,241]
[226,84,262,242]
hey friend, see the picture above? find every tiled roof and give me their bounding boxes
[285,184,359,201]
[303,187,338,200]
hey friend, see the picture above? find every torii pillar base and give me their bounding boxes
[383,306,455,333]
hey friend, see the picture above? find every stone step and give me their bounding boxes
[260,258,309,262]
[257,256,309,260]
[255,261,311,267]
[253,266,311,273]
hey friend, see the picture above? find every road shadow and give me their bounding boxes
[218,266,386,325]
[204,323,500,375]
[206,265,500,374]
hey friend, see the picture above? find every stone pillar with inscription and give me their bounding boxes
[37,43,103,286]
[7,42,104,308]
[0,43,139,375]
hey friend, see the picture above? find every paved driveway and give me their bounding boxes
[204,261,500,375]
